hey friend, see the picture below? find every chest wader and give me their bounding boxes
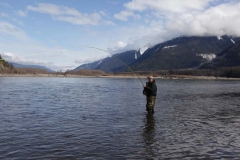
[146,96,156,113]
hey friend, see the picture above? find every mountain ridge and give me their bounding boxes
[200,39,240,69]
[75,35,240,72]
[11,62,55,73]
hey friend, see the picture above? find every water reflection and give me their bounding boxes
[142,113,156,158]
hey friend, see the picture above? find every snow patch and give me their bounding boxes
[155,47,160,52]
[231,39,235,44]
[139,46,148,55]
[163,45,177,49]
[198,54,216,61]
[217,36,222,40]
[135,53,137,59]
[98,60,102,65]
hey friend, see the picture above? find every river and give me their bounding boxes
[1,77,240,159]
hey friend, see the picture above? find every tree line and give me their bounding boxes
[161,67,240,78]
[1,53,240,78]
[0,55,15,73]
[128,67,240,78]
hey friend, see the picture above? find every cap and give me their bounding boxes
[148,76,154,79]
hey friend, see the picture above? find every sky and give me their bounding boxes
[1,0,240,71]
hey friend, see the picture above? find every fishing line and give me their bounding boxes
[80,46,144,86]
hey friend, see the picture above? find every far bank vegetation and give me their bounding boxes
[1,52,240,78]
[116,67,240,78]
[2,67,240,78]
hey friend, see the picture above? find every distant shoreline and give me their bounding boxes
[1,73,240,80]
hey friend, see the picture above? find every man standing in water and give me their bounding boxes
[143,76,157,113]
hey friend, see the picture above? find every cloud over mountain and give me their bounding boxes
[111,0,240,53]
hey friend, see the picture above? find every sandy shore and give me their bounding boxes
[1,73,240,80]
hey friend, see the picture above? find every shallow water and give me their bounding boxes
[1,77,240,159]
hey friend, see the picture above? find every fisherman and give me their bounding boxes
[143,76,157,113]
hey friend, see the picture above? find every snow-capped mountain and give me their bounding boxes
[200,39,240,69]
[75,35,240,72]
[74,50,141,72]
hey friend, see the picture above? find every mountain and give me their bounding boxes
[131,36,240,71]
[200,40,240,69]
[74,50,141,72]
[75,36,240,72]
[11,62,55,72]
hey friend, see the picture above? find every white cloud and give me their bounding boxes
[0,2,11,8]
[27,3,102,25]
[20,49,65,58]
[27,3,78,16]
[124,0,214,13]
[55,13,101,25]
[15,10,27,17]
[107,41,128,53]
[2,52,53,66]
[0,21,19,33]
[12,19,24,26]
[0,12,8,17]
[103,20,115,26]
[1,51,78,71]
[99,11,106,16]
[111,0,240,53]
[0,21,27,39]
[117,41,127,48]
[52,65,76,71]
[114,10,141,21]
[165,1,240,36]
[74,56,105,64]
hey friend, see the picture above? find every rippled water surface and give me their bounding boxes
[1,77,240,159]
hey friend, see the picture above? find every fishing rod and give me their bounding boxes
[80,46,144,86]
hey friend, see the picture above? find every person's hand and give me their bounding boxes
[143,85,146,88]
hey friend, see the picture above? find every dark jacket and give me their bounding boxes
[143,80,157,96]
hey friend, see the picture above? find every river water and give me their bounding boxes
[1,77,240,159]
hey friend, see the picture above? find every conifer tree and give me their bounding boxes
[10,63,14,70]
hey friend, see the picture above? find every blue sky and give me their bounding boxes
[1,0,240,71]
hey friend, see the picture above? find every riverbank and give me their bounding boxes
[1,73,240,80]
